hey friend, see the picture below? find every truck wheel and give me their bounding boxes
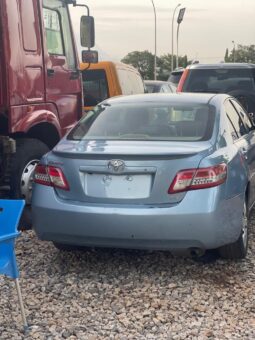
[218,200,248,259]
[9,138,49,229]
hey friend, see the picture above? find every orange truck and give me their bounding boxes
[80,61,145,111]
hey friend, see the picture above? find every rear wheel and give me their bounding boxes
[219,200,248,259]
[9,138,49,229]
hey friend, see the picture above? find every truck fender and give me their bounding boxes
[12,109,62,137]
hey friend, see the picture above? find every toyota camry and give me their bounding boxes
[32,93,255,259]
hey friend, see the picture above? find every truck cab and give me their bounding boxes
[0,0,94,227]
[81,61,145,111]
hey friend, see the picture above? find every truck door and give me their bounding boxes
[42,0,82,135]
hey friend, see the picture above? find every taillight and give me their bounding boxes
[177,68,189,92]
[168,163,227,194]
[34,165,51,186]
[34,165,69,191]
[48,166,70,190]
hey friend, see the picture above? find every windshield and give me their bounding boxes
[183,68,255,93]
[82,69,109,106]
[68,102,215,142]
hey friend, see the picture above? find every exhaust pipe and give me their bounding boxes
[189,247,205,257]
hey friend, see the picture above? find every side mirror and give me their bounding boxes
[80,16,95,48]
[82,50,98,63]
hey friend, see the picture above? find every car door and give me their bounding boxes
[225,99,255,205]
[42,0,82,135]
[231,98,255,204]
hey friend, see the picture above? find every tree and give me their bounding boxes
[121,51,155,80]
[224,48,229,62]
[158,54,190,80]
[227,44,255,63]
[121,51,190,80]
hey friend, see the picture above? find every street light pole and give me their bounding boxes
[176,24,180,68]
[232,40,236,62]
[171,3,181,72]
[151,0,157,80]
[176,7,186,68]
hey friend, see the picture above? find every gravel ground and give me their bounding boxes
[1,215,255,339]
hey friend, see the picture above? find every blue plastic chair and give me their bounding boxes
[0,199,28,330]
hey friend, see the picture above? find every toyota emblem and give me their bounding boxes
[108,159,125,173]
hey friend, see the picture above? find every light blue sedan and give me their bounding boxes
[32,93,255,259]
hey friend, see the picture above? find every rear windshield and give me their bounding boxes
[82,69,109,106]
[68,102,215,142]
[183,68,255,93]
[168,72,183,85]
[145,84,161,93]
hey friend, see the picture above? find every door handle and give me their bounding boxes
[47,68,55,77]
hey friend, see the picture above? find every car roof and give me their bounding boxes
[187,63,255,70]
[103,93,227,105]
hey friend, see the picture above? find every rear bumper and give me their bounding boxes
[32,186,243,251]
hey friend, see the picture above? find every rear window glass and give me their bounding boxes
[68,102,215,142]
[183,68,255,93]
[168,72,183,85]
[145,84,161,93]
[82,69,109,106]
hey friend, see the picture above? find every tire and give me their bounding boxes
[9,138,49,230]
[219,200,248,259]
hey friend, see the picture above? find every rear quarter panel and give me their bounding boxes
[199,104,248,201]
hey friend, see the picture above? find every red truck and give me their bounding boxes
[0,0,95,226]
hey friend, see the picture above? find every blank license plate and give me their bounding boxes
[84,173,152,199]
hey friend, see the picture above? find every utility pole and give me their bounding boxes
[176,7,186,68]
[151,0,157,80]
[232,40,236,62]
[171,3,181,72]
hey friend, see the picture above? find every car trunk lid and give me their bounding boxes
[47,140,213,205]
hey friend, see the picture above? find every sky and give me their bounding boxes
[70,0,255,64]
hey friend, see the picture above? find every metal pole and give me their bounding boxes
[171,3,181,72]
[151,0,157,80]
[176,23,180,68]
[15,278,28,330]
[232,40,236,62]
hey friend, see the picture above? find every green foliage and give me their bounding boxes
[122,45,255,81]
[121,50,190,80]
[158,54,189,80]
[225,44,255,63]
[121,50,155,80]
[224,48,229,62]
